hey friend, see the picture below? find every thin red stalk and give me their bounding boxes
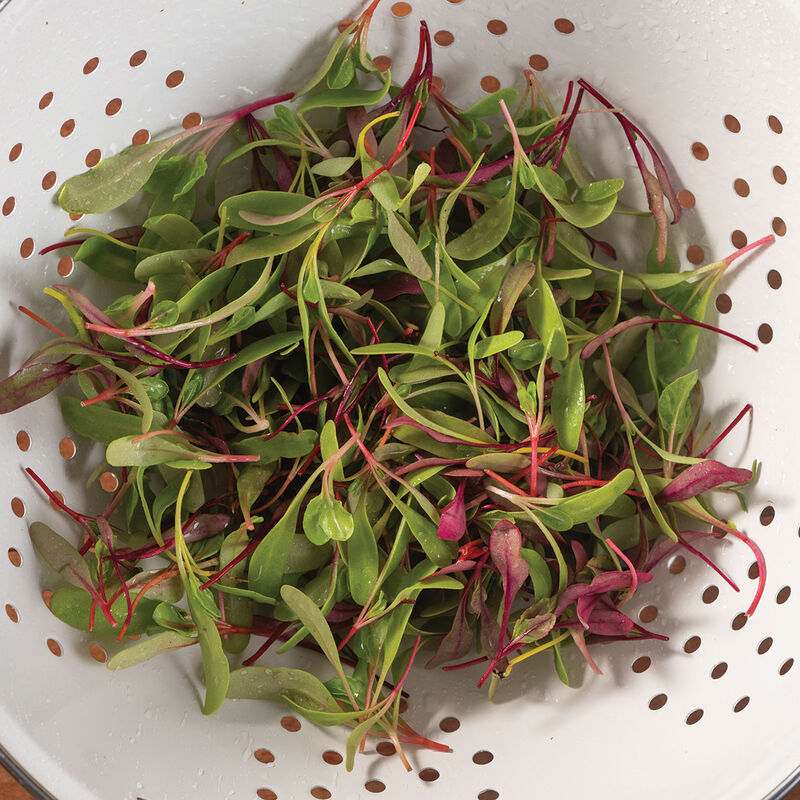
[26,468,93,529]
[685,514,765,616]
[18,306,68,337]
[724,234,775,265]
[606,539,638,602]
[39,238,87,256]
[199,535,264,590]
[127,337,237,369]
[677,535,740,593]
[698,404,753,459]
[441,655,489,671]
[242,621,291,666]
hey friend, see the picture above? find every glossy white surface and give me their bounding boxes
[0,1,797,798]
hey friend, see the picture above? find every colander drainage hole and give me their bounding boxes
[473,750,494,765]
[702,585,719,604]
[478,791,500,800]
[419,768,440,782]
[439,716,460,732]
[684,636,701,654]
[310,787,331,799]
[685,708,704,725]
[710,662,728,679]
[365,780,386,793]
[254,749,275,764]
[757,637,773,655]
[649,693,668,711]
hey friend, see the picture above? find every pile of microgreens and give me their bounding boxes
[3,0,771,769]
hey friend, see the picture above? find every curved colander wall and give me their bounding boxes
[0,2,798,800]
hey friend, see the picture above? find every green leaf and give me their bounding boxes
[550,469,634,528]
[221,191,317,233]
[74,237,137,282]
[551,353,585,452]
[107,630,194,669]
[231,430,317,463]
[345,712,383,772]
[303,494,354,544]
[186,577,229,715]
[658,370,698,436]
[347,488,379,606]
[60,397,166,444]
[298,69,391,113]
[447,166,518,261]
[248,472,318,599]
[236,464,272,529]
[474,331,524,359]
[134,248,214,280]
[310,155,357,177]
[386,211,432,280]
[58,137,178,213]
[280,584,350,689]
[574,178,624,202]
[320,420,344,482]
[382,490,455,568]
[462,88,520,119]
[29,522,91,588]
[520,547,553,600]
[49,586,159,636]
[173,152,207,199]
[227,666,341,716]
[529,271,568,360]
[143,213,202,250]
[106,434,215,468]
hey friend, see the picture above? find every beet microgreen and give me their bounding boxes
[1,0,772,772]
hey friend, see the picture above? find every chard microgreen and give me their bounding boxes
[1,4,771,771]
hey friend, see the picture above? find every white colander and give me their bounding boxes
[1,1,798,799]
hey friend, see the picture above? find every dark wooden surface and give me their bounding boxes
[1,763,35,800]
[3,760,800,798]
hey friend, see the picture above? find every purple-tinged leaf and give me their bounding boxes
[437,482,466,541]
[490,520,529,612]
[426,594,474,669]
[576,592,601,629]
[644,166,669,264]
[658,460,753,503]
[586,603,634,637]
[53,284,118,327]
[183,513,232,544]
[580,316,650,359]
[555,569,653,617]
[469,582,501,658]
[500,613,555,659]
[569,628,602,674]
[489,519,529,646]
[420,561,477,579]
[553,582,592,617]
[242,356,267,396]
[571,540,588,573]
[0,360,75,414]
[351,274,422,302]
